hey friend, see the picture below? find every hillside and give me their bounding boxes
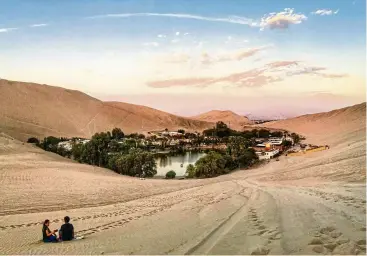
[0,79,212,141]
[192,110,252,131]
[262,102,366,146]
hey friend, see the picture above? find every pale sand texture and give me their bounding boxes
[192,110,252,131]
[0,103,366,255]
[0,79,212,141]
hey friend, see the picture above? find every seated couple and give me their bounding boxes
[42,216,74,242]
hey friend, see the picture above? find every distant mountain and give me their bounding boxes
[191,110,252,131]
[0,79,213,141]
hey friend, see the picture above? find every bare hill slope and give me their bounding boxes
[0,79,212,141]
[192,110,251,131]
[262,102,366,146]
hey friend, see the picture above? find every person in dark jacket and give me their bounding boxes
[59,216,74,241]
[42,219,58,242]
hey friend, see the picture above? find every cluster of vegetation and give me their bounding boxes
[165,170,176,179]
[29,128,157,178]
[27,136,72,157]
[27,122,303,180]
[186,137,258,178]
[203,122,287,140]
[72,129,156,177]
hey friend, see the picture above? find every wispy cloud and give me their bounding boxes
[147,60,347,88]
[0,27,18,33]
[203,45,271,64]
[86,12,257,27]
[157,34,166,38]
[311,9,339,16]
[260,8,307,30]
[162,46,270,66]
[86,10,310,31]
[29,23,48,27]
[142,42,159,47]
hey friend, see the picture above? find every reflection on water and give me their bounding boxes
[155,152,206,176]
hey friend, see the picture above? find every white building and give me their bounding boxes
[268,137,283,145]
[58,141,73,151]
[256,149,280,160]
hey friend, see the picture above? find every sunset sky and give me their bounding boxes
[0,0,365,118]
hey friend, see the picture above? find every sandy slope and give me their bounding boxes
[0,79,212,141]
[0,103,366,255]
[262,102,366,146]
[192,110,251,131]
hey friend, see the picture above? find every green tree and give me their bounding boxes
[194,151,226,178]
[227,136,250,158]
[236,148,258,168]
[186,164,196,178]
[111,128,124,140]
[271,131,283,137]
[258,129,270,138]
[27,137,40,144]
[291,133,300,144]
[115,148,157,177]
[282,140,292,147]
[165,170,176,179]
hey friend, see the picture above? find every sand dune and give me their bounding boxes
[192,110,251,131]
[0,102,365,254]
[262,102,366,146]
[0,79,212,141]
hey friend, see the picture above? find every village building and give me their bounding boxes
[58,141,73,151]
[256,149,280,160]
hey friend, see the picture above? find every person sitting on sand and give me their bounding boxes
[59,216,74,241]
[42,219,58,242]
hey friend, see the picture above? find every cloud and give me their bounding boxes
[86,12,257,27]
[157,34,166,38]
[147,77,213,88]
[147,60,347,88]
[142,42,159,47]
[86,10,311,31]
[311,9,339,16]
[260,8,307,30]
[319,73,348,78]
[160,46,270,66]
[175,31,180,36]
[0,27,17,33]
[184,32,189,36]
[171,39,179,43]
[205,46,271,64]
[165,53,191,63]
[30,23,48,27]
[266,61,300,68]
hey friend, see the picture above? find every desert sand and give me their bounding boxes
[192,110,252,131]
[0,79,212,141]
[0,104,366,255]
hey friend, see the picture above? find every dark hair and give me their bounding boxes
[64,216,70,223]
[43,219,50,226]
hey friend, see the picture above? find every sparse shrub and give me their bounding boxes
[186,164,196,178]
[165,170,176,179]
[27,137,39,144]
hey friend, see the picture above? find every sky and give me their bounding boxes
[0,0,365,118]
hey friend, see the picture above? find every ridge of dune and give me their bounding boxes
[191,110,251,131]
[0,79,212,141]
[261,102,366,146]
